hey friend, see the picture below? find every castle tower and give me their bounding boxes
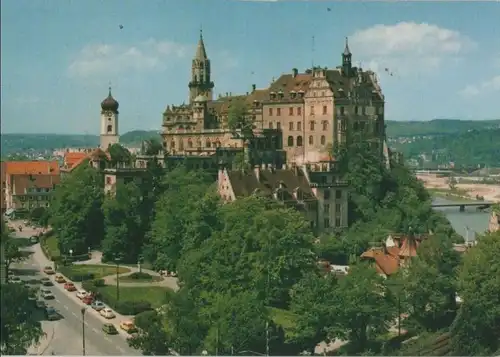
[188,30,214,104]
[100,87,120,149]
[342,37,352,77]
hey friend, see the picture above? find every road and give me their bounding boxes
[10,227,141,356]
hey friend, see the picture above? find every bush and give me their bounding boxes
[114,300,153,315]
[92,279,105,287]
[127,272,154,280]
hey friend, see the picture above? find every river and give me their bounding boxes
[432,197,491,242]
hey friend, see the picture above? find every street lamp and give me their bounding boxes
[114,254,122,302]
[137,254,143,273]
[81,307,87,356]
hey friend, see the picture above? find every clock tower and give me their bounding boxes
[100,87,120,149]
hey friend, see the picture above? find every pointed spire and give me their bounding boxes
[195,27,208,60]
[343,37,351,56]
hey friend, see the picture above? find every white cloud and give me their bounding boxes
[459,75,500,97]
[349,22,476,77]
[67,39,190,78]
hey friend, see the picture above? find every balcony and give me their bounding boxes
[310,180,349,188]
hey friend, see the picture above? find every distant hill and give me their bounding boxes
[0,130,160,156]
[386,119,500,138]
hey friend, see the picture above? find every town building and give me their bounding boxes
[161,33,387,166]
[1,161,61,214]
[218,160,349,233]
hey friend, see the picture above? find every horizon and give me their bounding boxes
[1,0,499,134]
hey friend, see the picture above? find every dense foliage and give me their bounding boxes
[44,139,499,356]
[393,128,500,167]
[386,119,500,137]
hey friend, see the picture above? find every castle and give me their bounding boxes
[161,32,387,166]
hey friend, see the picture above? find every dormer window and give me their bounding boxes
[294,187,303,201]
[290,90,297,99]
[298,90,305,98]
[253,99,260,107]
[278,180,287,190]
[270,91,276,100]
[274,188,285,201]
[278,90,284,99]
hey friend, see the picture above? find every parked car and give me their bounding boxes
[43,266,55,275]
[91,300,105,311]
[41,289,54,300]
[102,323,118,335]
[9,276,22,284]
[76,290,88,299]
[100,308,115,319]
[40,278,53,286]
[29,236,39,244]
[64,282,76,291]
[36,300,46,309]
[82,295,94,305]
[120,320,137,333]
[54,275,66,283]
[45,307,59,321]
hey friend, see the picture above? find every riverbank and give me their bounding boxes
[418,174,500,203]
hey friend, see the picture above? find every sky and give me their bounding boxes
[1,0,499,135]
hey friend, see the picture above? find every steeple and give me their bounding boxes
[188,29,214,103]
[342,37,352,77]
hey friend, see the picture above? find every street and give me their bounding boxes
[10,226,141,356]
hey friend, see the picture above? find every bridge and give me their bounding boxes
[431,201,495,212]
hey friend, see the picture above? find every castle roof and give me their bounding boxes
[101,87,119,112]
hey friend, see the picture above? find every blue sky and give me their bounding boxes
[1,0,499,134]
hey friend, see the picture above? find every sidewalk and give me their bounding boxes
[26,324,55,356]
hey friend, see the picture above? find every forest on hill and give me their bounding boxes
[386,119,500,137]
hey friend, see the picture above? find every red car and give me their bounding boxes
[82,295,94,305]
[64,282,76,291]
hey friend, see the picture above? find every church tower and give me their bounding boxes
[188,30,214,104]
[100,87,120,149]
[342,37,352,77]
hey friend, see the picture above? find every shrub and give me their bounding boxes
[92,279,105,287]
[114,300,153,315]
[127,272,154,280]
[58,266,94,282]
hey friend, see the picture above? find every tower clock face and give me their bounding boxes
[107,111,113,117]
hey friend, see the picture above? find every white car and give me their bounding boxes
[41,289,54,300]
[9,276,22,284]
[76,290,88,299]
[100,308,115,319]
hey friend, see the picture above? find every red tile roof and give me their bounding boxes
[5,161,59,175]
[64,152,88,168]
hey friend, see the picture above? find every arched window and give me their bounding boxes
[322,121,328,131]
[170,140,175,148]
[310,121,315,130]
[196,138,202,148]
[187,139,193,148]
[216,141,221,148]
[107,125,112,133]
[269,122,273,129]
[297,136,303,147]
[287,136,294,146]
[206,140,211,148]
[320,135,326,145]
[309,135,314,145]
[179,140,184,150]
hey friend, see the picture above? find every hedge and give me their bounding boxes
[81,280,152,315]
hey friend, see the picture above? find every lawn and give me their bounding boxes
[118,273,162,283]
[269,307,297,336]
[97,285,172,308]
[62,264,130,279]
[44,235,61,259]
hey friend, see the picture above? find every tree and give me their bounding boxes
[108,143,132,166]
[227,99,252,136]
[332,262,396,354]
[29,207,46,224]
[289,272,339,353]
[1,220,26,283]
[451,230,500,355]
[49,161,104,254]
[144,138,163,156]
[128,310,172,355]
[403,233,460,332]
[101,181,144,263]
[1,283,44,354]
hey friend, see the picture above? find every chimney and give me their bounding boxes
[292,68,298,78]
[254,165,261,182]
[252,84,256,92]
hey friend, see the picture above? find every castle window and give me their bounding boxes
[310,121,315,131]
[354,106,359,115]
[287,136,294,146]
[289,107,294,116]
[277,108,281,116]
[322,121,328,131]
[324,189,331,199]
[336,190,342,199]
[106,176,112,185]
[335,217,341,227]
[289,122,294,131]
[378,107,384,115]
[188,140,193,148]
[297,122,302,131]
[310,106,315,115]
[340,106,345,115]
[269,122,273,129]
[277,122,281,130]
[269,108,273,116]
[324,218,330,228]
[179,140,184,150]
[107,125,112,133]
[322,106,327,115]
[362,106,366,115]
[297,107,302,116]
[196,139,202,148]
[171,140,175,148]
[297,136,303,147]
[308,135,314,145]
[320,135,326,145]
[206,139,211,148]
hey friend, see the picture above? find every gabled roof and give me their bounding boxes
[4,161,59,175]
[361,247,400,276]
[64,152,88,168]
